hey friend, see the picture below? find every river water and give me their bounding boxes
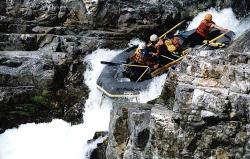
[0,8,249,159]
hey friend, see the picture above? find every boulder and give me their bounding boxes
[107,25,250,159]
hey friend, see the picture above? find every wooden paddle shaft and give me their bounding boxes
[122,64,148,68]
[151,55,186,77]
[159,20,185,39]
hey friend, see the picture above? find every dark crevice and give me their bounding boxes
[187,132,202,153]
[136,128,150,150]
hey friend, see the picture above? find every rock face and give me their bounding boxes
[0,0,249,142]
[227,29,250,53]
[106,30,250,158]
[106,102,184,159]
[89,131,109,159]
[1,0,250,35]
[0,50,88,132]
[169,46,250,158]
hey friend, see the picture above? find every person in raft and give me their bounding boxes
[130,42,149,65]
[183,13,229,47]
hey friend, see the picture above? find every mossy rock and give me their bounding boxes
[9,111,30,117]
[31,90,50,106]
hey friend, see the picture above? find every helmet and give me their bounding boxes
[139,42,146,49]
[150,34,158,42]
[204,13,212,22]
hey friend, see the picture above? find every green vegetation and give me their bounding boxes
[31,90,50,106]
[9,111,30,117]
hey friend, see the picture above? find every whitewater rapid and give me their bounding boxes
[0,8,250,159]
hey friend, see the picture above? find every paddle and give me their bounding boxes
[151,54,187,77]
[197,31,230,50]
[151,31,230,77]
[136,67,150,82]
[171,53,181,58]
[147,20,185,47]
[101,61,150,82]
[159,20,186,39]
[101,61,148,68]
[160,55,175,61]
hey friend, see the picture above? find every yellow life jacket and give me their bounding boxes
[164,40,177,53]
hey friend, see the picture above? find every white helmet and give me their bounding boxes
[150,34,158,42]
[138,42,146,49]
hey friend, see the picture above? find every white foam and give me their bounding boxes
[0,120,85,159]
[234,15,250,37]
[0,48,121,159]
[128,38,143,47]
[136,74,168,103]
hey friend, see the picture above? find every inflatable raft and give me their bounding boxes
[96,46,150,98]
[97,29,235,98]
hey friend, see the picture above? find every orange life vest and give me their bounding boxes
[196,20,214,38]
[130,48,144,64]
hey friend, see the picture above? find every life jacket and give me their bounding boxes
[164,39,179,53]
[196,20,214,38]
[154,39,167,56]
[147,44,157,53]
[130,48,145,64]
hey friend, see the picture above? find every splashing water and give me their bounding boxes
[128,38,143,47]
[234,14,250,37]
[0,120,85,159]
[135,74,168,103]
[1,8,250,159]
[0,48,121,159]
[81,48,134,139]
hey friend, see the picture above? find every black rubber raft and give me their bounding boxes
[96,29,235,98]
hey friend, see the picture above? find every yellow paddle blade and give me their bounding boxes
[197,31,229,49]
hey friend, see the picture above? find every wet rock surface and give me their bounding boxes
[0,50,88,132]
[106,30,250,158]
[106,102,180,159]
[89,131,109,159]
